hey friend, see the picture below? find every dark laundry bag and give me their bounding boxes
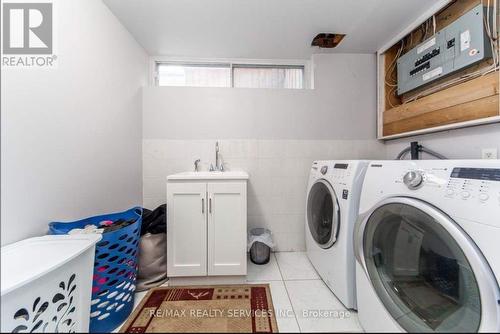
[141,204,167,235]
[136,204,168,291]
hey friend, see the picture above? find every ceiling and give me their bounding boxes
[104,0,438,59]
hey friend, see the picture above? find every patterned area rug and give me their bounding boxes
[119,284,278,333]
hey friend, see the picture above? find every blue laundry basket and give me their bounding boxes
[48,207,142,333]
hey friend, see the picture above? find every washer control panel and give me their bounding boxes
[446,167,500,205]
[450,167,500,181]
[362,161,500,227]
[396,168,447,189]
[403,170,424,189]
[330,163,352,181]
[311,161,353,184]
[394,166,500,206]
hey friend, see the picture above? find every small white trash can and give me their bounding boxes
[1,234,101,333]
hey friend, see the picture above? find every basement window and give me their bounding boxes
[155,62,305,89]
[232,64,303,89]
[157,63,231,87]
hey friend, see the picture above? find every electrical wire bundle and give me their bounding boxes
[384,39,405,108]
[385,15,437,108]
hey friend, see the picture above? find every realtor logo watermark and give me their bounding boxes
[2,1,57,67]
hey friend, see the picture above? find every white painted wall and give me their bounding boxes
[384,123,500,159]
[144,54,378,140]
[1,0,148,245]
[143,54,386,251]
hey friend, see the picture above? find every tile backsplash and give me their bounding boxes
[143,139,385,251]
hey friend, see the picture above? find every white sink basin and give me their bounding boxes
[167,171,249,181]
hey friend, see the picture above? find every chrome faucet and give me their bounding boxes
[215,141,220,171]
[209,141,223,172]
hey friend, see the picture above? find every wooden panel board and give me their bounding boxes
[384,72,499,124]
[383,94,499,136]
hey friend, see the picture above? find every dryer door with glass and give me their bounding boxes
[306,179,340,249]
[355,197,500,332]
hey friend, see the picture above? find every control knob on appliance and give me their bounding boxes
[478,193,489,201]
[403,171,424,190]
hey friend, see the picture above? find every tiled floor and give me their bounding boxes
[123,252,363,333]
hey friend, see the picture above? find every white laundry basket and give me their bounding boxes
[1,234,101,333]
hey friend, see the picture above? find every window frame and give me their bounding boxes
[150,57,311,89]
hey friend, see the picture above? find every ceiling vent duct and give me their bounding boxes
[311,33,346,48]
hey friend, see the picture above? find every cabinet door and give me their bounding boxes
[167,182,207,277]
[207,182,247,276]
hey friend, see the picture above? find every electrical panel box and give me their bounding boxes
[397,4,492,95]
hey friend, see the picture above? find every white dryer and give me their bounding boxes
[306,160,369,310]
[354,160,500,332]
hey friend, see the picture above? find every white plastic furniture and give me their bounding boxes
[1,234,101,333]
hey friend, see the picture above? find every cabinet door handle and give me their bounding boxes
[202,198,205,214]
[209,198,212,213]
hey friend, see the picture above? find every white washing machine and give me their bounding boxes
[306,160,369,310]
[354,160,500,332]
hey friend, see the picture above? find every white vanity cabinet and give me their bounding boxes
[166,172,248,278]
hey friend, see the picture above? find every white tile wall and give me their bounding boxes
[143,139,385,251]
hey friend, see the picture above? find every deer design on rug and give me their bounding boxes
[187,290,210,300]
